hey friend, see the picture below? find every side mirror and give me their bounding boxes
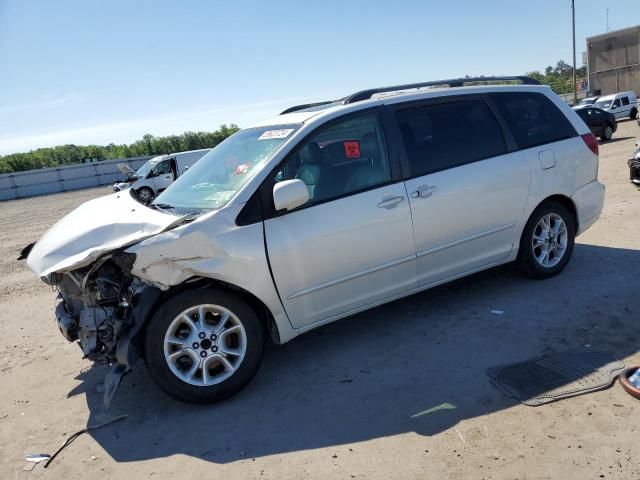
[273,179,309,211]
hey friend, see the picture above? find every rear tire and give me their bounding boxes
[516,201,575,279]
[601,124,614,141]
[630,107,638,120]
[143,288,264,403]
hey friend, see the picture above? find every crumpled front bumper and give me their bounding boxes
[628,156,640,185]
[55,299,78,342]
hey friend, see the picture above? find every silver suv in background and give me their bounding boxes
[26,76,605,405]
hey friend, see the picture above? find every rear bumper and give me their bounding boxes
[572,180,605,236]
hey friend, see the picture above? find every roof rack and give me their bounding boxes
[343,76,541,104]
[280,76,540,115]
[280,100,342,115]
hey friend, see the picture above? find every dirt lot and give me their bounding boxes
[1,122,640,480]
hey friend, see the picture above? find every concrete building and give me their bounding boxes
[587,25,640,95]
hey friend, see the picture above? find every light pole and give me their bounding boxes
[572,0,577,105]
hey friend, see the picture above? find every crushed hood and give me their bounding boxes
[27,191,181,277]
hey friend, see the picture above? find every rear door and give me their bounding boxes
[620,95,631,117]
[392,95,531,287]
[263,111,417,328]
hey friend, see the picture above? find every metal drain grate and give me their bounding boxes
[487,351,625,406]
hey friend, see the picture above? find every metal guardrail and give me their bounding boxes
[0,156,153,202]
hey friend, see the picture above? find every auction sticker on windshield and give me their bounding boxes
[258,129,294,140]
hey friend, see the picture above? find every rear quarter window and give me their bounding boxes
[489,92,577,149]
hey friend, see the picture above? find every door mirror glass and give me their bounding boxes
[273,179,309,211]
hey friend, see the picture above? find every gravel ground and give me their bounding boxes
[1,121,639,479]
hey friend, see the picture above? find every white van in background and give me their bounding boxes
[113,148,212,203]
[592,91,638,120]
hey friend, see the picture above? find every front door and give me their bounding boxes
[149,159,175,192]
[264,112,416,328]
[393,96,531,286]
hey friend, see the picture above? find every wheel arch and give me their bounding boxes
[136,276,281,349]
[526,194,579,234]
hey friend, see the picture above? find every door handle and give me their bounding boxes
[377,195,405,209]
[411,185,437,198]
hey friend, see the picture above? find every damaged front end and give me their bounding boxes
[49,251,160,409]
[22,190,185,408]
[48,251,160,409]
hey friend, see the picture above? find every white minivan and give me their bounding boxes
[592,91,638,120]
[113,148,212,203]
[26,77,605,406]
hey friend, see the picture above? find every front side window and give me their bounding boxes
[395,99,506,177]
[272,113,391,207]
[151,160,172,176]
[489,92,576,149]
[154,125,300,212]
[612,99,621,108]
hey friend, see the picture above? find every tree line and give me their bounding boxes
[525,60,587,95]
[0,124,239,174]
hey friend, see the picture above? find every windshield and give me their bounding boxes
[593,99,612,109]
[578,98,596,106]
[134,156,164,178]
[153,125,300,212]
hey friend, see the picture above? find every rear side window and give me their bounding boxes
[489,92,576,149]
[395,99,506,177]
[622,97,630,106]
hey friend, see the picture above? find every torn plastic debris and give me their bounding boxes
[25,454,51,463]
[490,310,504,315]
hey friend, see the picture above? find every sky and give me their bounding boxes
[0,0,637,155]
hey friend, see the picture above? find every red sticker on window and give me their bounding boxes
[234,163,250,175]
[344,141,360,158]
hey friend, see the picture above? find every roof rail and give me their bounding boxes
[342,76,541,104]
[280,100,341,115]
[279,76,541,114]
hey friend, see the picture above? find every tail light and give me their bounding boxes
[581,133,599,156]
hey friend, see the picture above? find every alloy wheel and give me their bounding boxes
[531,213,568,268]
[163,304,247,386]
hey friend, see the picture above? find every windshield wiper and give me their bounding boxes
[152,203,175,210]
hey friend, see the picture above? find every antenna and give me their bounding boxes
[606,8,609,31]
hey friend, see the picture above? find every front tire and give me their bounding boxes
[143,288,264,403]
[601,124,613,141]
[516,201,575,279]
[136,186,154,204]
